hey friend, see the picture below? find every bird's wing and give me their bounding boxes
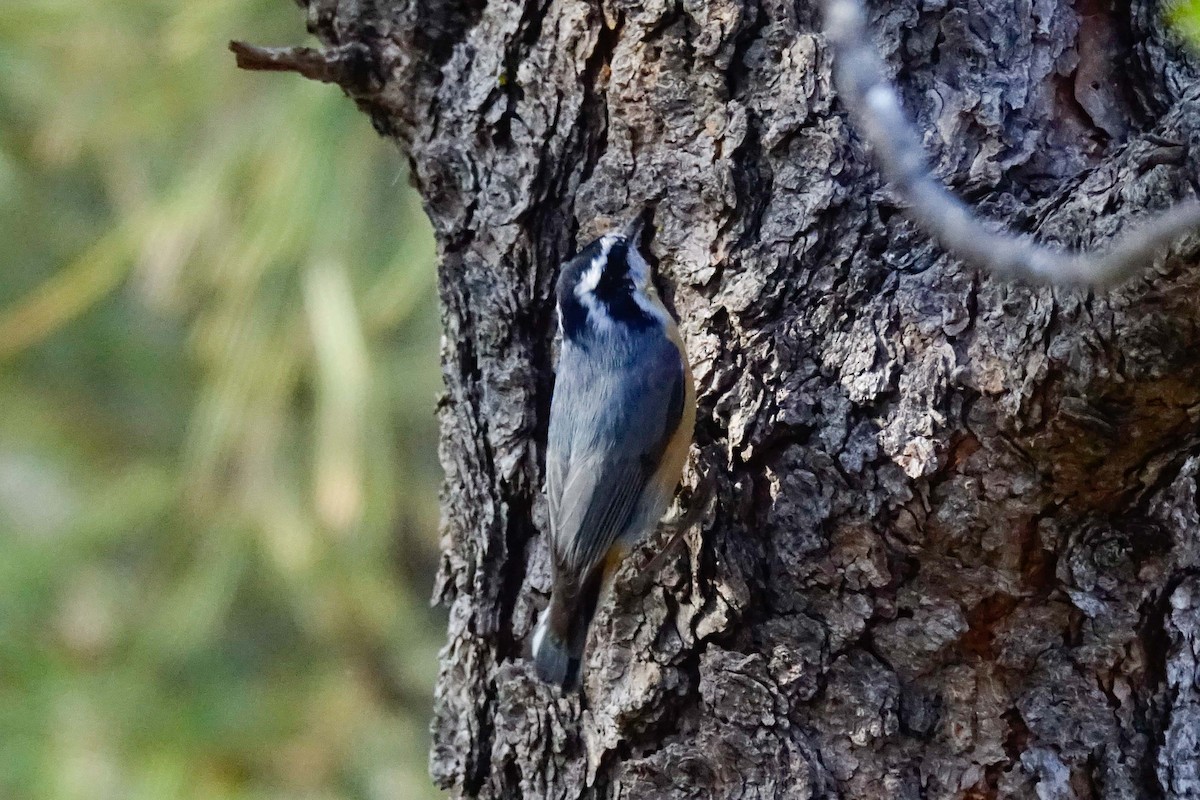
[545,339,686,573]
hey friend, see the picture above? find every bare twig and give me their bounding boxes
[823,0,1200,288]
[229,41,380,94]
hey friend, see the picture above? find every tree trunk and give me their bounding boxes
[297,0,1200,796]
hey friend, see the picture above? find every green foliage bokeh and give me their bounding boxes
[1170,0,1200,46]
[0,2,444,798]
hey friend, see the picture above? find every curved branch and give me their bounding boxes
[823,0,1200,288]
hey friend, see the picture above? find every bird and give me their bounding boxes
[531,213,696,689]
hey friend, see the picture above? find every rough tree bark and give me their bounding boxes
[291,0,1200,796]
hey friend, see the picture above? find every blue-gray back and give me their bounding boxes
[545,330,685,572]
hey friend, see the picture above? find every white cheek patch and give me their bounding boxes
[626,243,670,325]
[634,290,669,326]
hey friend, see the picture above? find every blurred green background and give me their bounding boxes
[0,2,444,798]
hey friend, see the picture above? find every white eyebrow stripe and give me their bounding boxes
[576,289,616,333]
[576,236,616,296]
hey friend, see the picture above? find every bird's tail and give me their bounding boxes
[532,562,606,689]
[532,603,580,688]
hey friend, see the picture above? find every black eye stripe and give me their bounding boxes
[595,240,630,292]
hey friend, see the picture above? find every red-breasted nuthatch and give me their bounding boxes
[532,214,696,689]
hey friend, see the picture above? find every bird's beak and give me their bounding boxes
[620,208,652,243]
